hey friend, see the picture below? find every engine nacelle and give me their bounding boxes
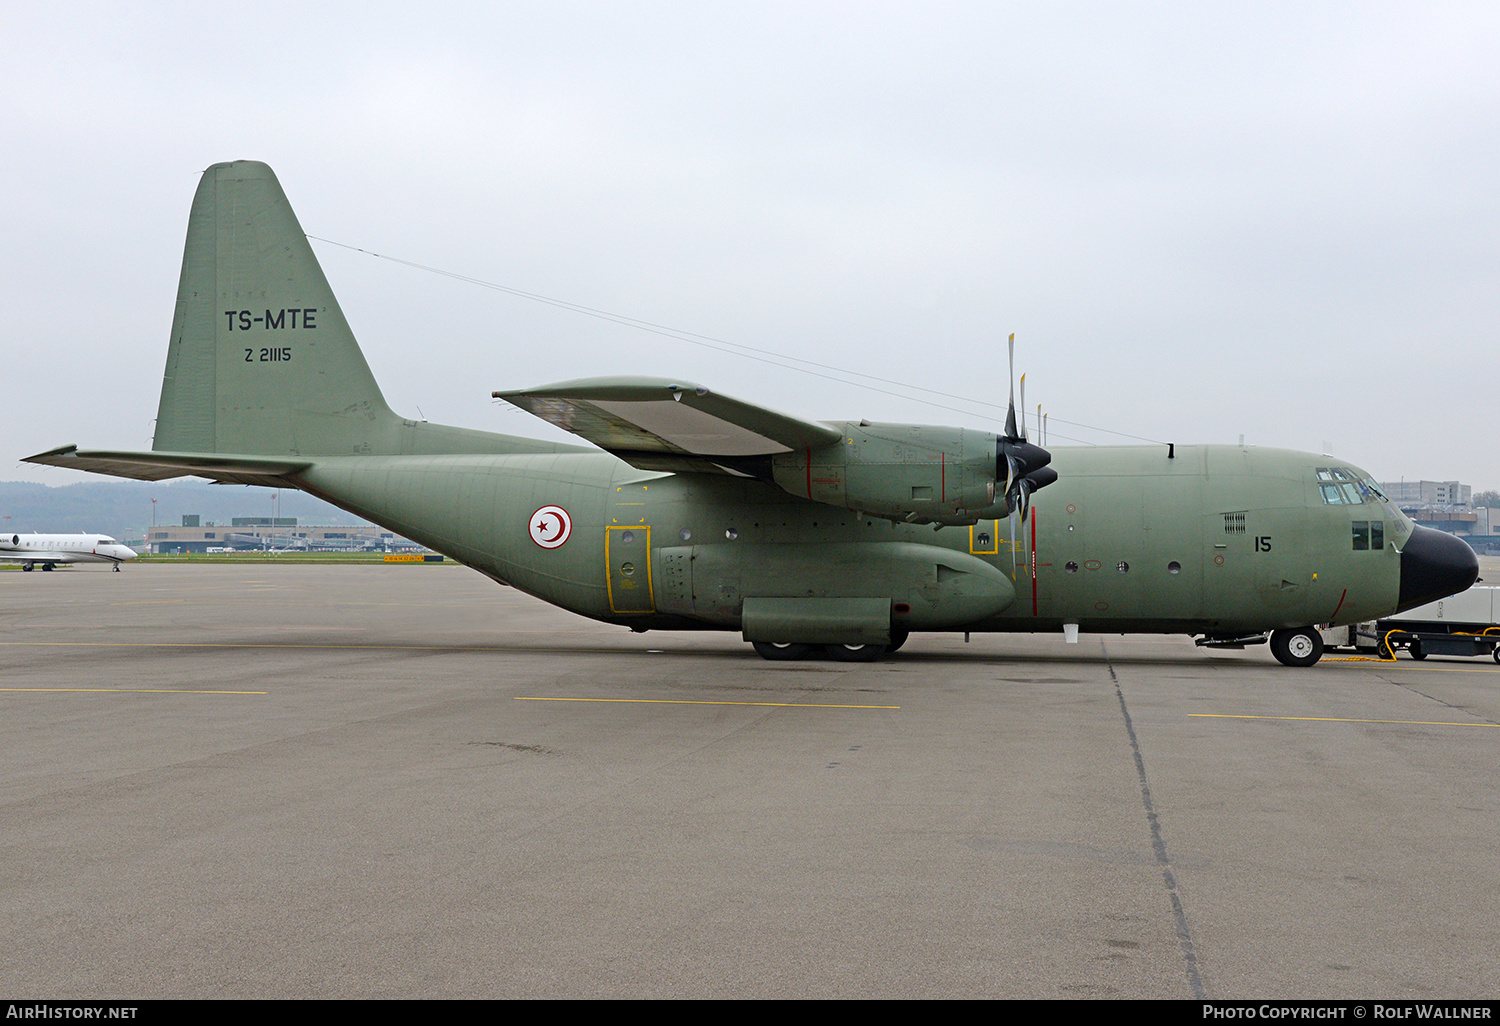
[769,422,1003,525]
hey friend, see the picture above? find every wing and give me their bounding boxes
[23,446,311,487]
[494,377,843,475]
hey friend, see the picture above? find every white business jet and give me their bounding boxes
[0,533,138,572]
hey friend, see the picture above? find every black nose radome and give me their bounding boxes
[1397,526,1479,612]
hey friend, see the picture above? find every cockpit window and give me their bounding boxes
[1316,467,1377,505]
[1319,482,1359,504]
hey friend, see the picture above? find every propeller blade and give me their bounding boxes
[1008,506,1019,574]
[1003,333,1018,440]
[995,332,1056,526]
[1019,374,1028,442]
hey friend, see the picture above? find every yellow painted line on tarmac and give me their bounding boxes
[1190,713,1498,727]
[1327,657,1500,672]
[517,696,900,710]
[1,688,267,695]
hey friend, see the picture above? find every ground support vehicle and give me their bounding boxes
[1320,586,1500,662]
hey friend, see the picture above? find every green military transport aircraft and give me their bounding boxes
[25,161,1478,666]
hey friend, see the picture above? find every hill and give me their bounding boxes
[0,479,370,542]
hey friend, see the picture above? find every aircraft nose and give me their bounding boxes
[1397,526,1478,612]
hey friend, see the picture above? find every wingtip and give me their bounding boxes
[22,444,80,464]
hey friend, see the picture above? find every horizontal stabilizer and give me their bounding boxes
[24,445,311,487]
[495,377,842,470]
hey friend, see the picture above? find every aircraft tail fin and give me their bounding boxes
[154,161,399,457]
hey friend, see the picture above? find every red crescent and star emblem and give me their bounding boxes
[529,505,572,549]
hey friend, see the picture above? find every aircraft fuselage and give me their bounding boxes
[293,442,1414,638]
[0,534,138,571]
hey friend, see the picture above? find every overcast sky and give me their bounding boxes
[6,2,1497,492]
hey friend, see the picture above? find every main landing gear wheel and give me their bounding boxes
[752,642,814,661]
[1269,627,1323,667]
[825,643,886,662]
[1492,644,1500,665]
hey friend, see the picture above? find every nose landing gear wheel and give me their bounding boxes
[1269,627,1323,667]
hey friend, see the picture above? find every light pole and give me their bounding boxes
[150,498,157,553]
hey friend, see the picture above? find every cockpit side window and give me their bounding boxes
[1351,520,1386,550]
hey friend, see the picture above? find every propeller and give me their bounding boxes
[997,334,1057,570]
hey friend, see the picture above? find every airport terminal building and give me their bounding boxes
[145,516,424,554]
[1378,479,1498,554]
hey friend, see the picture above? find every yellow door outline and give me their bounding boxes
[606,525,655,614]
[970,520,1001,555]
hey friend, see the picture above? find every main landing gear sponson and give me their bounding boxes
[1269,627,1324,667]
